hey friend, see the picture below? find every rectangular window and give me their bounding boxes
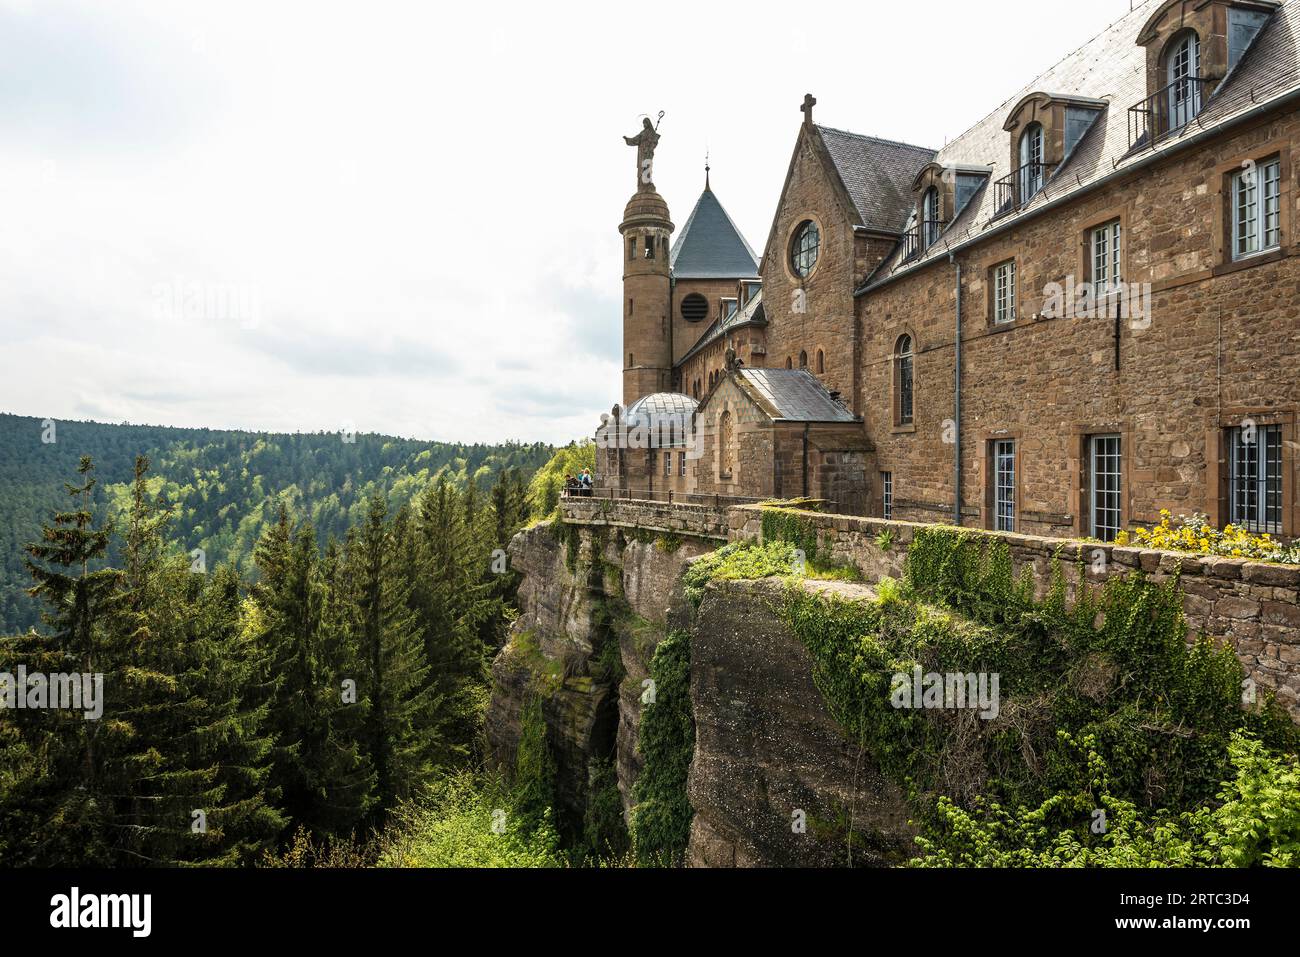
[1090,220,1123,289]
[994,440,1016,532]
[663,449,671,477]
[645,237,655,259]
[1232,158,1282,260]
[993,261,1016,324]
[1229,425,1283,534]
[628,237,636,260]
[679,452,687,477]
[722,298,738,320]
[1089,434,1123,542]
[882,472,893,521]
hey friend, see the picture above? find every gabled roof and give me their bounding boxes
[735,368,857,423]
[815,126,936,233]
[675,288,766,368]
[669,187,760,279]
[859,0,1300,293]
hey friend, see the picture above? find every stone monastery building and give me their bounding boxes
[597,0,1300,541]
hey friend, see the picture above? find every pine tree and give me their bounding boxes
[253,507,373,839]
[412,476,495,755]
[14,456,124,864]
[349,494,437,816]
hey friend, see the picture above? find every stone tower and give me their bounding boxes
[620,118,674,407]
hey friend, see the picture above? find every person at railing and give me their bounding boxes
[579,469,593,497]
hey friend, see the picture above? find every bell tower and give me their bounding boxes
[620,117,674,407]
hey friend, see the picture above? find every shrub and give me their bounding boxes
[1116,510,1300,564]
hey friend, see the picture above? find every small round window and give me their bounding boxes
[681,293,709,323]
[791,220,820,277]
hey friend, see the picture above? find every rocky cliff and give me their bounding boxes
[484,517,910,865]
[484,519,711,839]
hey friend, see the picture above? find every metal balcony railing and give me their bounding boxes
[993,162,1055,215]
[1127,76,1213,148]
[900,219,948,261]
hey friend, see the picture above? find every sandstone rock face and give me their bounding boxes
[686,578,915,867]
[489,518,915,865]
[485,521,710,834]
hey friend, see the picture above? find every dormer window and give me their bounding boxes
[722,298,738,320]
[1017,123,1045,202]
[1131,1,1279,148]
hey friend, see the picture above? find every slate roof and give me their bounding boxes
[816,126,936,233]
[676,288,766,367]
[860,0,1300,292]
[669,187,760,279]
[736,368,857,423]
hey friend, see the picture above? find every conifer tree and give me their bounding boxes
[349,493,437,815]
[16,456,124,864]
[253,507,373,838]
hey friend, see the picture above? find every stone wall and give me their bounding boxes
[728,504,1300,715]
[856,106,1300,539]
[560,496,730,540]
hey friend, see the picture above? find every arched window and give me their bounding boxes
[718,410,734,479]
[799,350,808,368]
[816,349,825,374]
[790,220,820,277]
[922,187,941,247]
[894,335,914,427]
[1167,31,1202,130]
[1018,123,1044,203]
[785,356,793,369]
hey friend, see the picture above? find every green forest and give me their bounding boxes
[0,413,553,633]
[0,416,596,866]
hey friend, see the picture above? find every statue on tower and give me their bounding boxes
[624,116,661,191]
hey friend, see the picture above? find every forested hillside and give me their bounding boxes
[0,413,553,632]
[0,449,546,865]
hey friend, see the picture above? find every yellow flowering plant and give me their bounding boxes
[1115,510,1300,564]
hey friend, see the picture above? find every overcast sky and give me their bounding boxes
[0,0,1141,446]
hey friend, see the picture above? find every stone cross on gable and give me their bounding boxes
[801,93,816,127]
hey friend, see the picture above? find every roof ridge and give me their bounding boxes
[815,124,935,154]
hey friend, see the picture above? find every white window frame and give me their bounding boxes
[1091,220,1123,288]
[1167,32,1202,130]
[882,471,893,521]
[1232,158,1282,260]
[923,187,941,247]
[993,261,1016,324]
[1018,124,1044,202]
[1089,434,1123,542]
[994,440,1016,533]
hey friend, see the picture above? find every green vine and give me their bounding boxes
[629,629,695,867]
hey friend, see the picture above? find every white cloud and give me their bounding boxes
[0,0,1136,444]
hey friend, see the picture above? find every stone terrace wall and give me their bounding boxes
[728,505,1300,716]
[560,497,730,541]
